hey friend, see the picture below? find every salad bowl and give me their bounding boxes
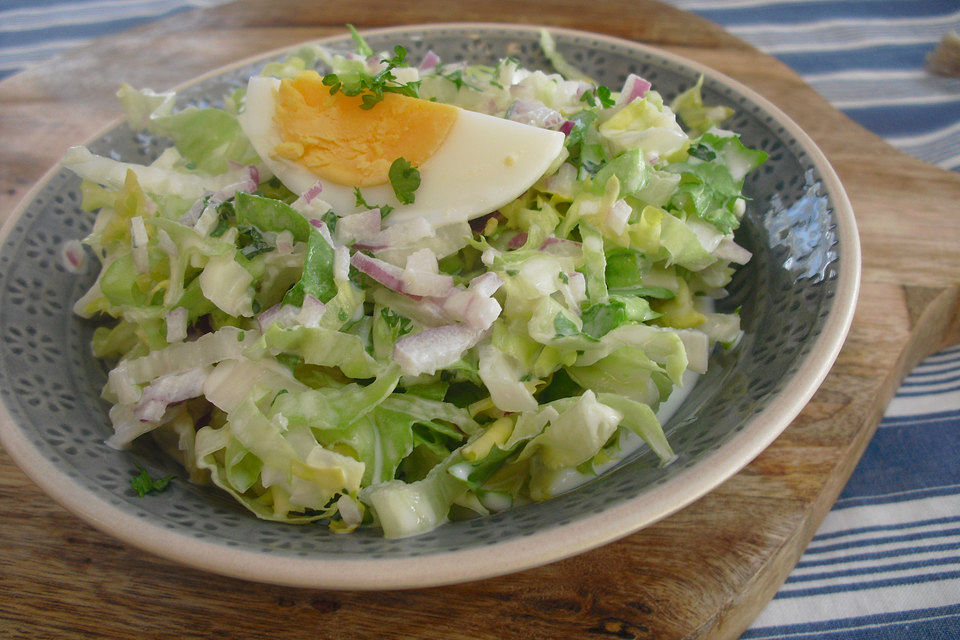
[0,24,858,589]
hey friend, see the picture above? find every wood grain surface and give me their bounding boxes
[2,1,959,639]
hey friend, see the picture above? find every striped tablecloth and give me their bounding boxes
[2,1,959,638]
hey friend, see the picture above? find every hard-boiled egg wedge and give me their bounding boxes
[239,71,565,227]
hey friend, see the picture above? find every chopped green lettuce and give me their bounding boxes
[63,32,761,538]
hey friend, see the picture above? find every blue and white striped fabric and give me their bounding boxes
[661,3,960,637]
[1,1,958,637]
[0,0,223,80]
[742,345,960,639]
[671,0,960,171]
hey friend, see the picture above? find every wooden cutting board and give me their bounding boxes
[1,1,958,638]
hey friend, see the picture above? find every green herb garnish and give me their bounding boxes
[236,225,272,259]
[321,45,420,110]
[580,85,615,108]
[388,157,421,205]
[353,187,394,217]
[131,464,174,497]
[688,143,717,161]
[270,389,289,407]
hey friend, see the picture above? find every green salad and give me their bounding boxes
[61,29,765,538]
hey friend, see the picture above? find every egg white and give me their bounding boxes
[239,76,565,227]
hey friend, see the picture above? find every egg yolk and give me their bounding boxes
[272,71,458,187]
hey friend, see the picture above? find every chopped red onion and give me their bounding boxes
[506,98,564,129]
[178,169,259,228]
[442,275,503,330]
[351,252,409,295]
[559,120,574,136]
[468,271,504,298]
[402,271,455,297]
[302,181,323,203]
[419,50,440,71]
[297,295,325,328]
[539,236,582,258]
[394,324,483,377]
[620,73,651,105]
[133,366,210,422]
[293,184,333,220]
[507,232,528,250]
[178,192,211,227]
[404,248,439,274]
[61,239,85,273]
[257,303,301,332]
[469,212,500,234]
[400,250,454,297]
[352,241,387,252]
[309,218,336,248]
[336,208,381,246]
[245,164,260,192]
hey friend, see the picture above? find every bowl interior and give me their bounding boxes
[0,25,847,574]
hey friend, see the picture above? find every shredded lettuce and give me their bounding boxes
[62,30,763,539]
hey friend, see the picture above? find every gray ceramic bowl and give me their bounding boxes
[0,24,859,589]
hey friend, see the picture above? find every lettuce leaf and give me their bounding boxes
[669,75,733,137]
[118,84,259,175]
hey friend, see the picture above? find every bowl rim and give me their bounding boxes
[0,22,861,590]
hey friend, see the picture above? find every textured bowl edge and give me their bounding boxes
[0,22,861,590]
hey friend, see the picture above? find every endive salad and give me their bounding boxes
[62,29,765,538]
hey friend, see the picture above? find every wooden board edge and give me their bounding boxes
[699,283,960,639]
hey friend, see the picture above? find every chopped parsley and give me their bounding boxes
[131,464,174,497]
[381,306,413,336]
[580,85,615,108]
[688,142,718,161]
[270,389,289,407]
[236,225,272,259]
[388,157,421,205]
[441,68,468,90]
[321,45,420,110]
[353,187,394,217]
